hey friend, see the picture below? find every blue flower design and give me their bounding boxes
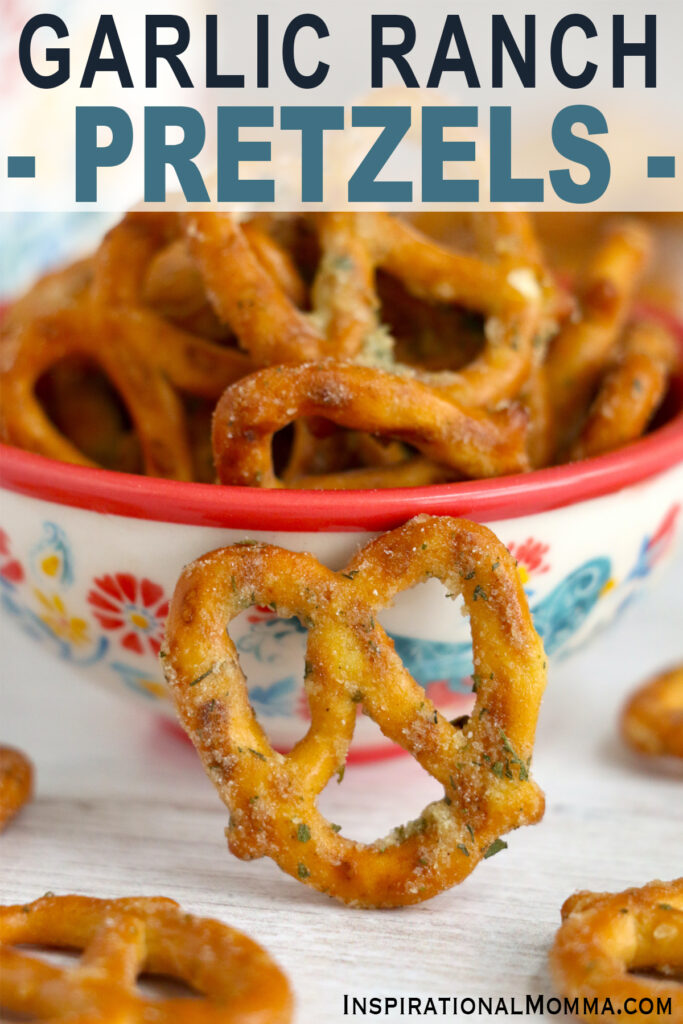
[531,557,612,656]
[249,676,298,717]
[391,635,474,690]
[236,615,307,663]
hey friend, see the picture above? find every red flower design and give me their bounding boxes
[0,529,24,586]
[507,538,550,580]
[87,573,169,656]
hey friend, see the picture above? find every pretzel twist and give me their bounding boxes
[212,362,530,487]
[0,747,33,833]
[550,879,683,1023]
[1,214,254,478]
[546,222,652,456]
[163,516,547,908]
[570,321,679,461]
[620,665,683,760]
[0,894,293,1023]
[184,212,377,364]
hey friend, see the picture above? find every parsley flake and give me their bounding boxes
[484,839,508,859]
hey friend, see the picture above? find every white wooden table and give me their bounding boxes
[1,547,682,1022]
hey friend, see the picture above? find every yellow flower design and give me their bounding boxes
[34,590,90,647]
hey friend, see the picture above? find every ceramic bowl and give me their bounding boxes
[1,319,682,759]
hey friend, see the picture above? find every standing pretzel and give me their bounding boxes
[163,516,547,908]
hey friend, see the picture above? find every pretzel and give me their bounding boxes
[550,878,683,1023]
[546,222,652,457]
[3,211,672,487]
[163,515,547,908]
[354,212,546,408]
[0,746,33,832]
[212,362,529,486]
[185,210,551,408]
[570,320,679,461]
[184,211,377,364]
[0,214,254,478]
[620,665,683,760]
[143,223,308,340]
[0,894,293,1023]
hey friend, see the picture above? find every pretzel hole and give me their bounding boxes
[11,943,82,974]
[231,606,312,750]
[35,357,142,473]
[630,965,683,983]
[136,972,203,1000]
[274,423,425,485]
[649,368,683,432]
[316,741,444,844]
[376,585,476,723]
[377,271,485,373]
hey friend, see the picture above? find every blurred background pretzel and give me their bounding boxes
[0,746,33,833]
[0,893,293,1023]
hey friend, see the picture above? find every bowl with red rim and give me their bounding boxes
[1,314,682,760]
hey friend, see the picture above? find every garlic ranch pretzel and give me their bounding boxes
[186,210,548,407]
[620,664,683,760]
[0,746,33,833]
[354,211,546,408]
[0,894,293,1023]
[550,879,683,1023]
[184,211,377,364]
[3,210,677,485]
[570,320,679,461]
[546,221,652,457]
[212,362,530,487]
[163,516,547,908]
[1,213,254,478]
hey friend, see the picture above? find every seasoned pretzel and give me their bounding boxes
[0,306,194,478]
[0,893,293,1023]
[546,222,652,455]
[354,212,545,408]
[3,210,674,486]
[0,214,254,478]
[620,665,683,760]
[0,746,33,833]
[471,212,563,467]
[550,879,683,1023]
[143,223,308,339]
[163,516,547,908]
[570,320,679,461]
[212,362,529,486]
[184,211,377,364]
[185,210,550,409]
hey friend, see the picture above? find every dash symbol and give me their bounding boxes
[647,156,676,179]
[7,156,36,178]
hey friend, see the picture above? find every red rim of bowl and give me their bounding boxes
[1,306,682,532]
